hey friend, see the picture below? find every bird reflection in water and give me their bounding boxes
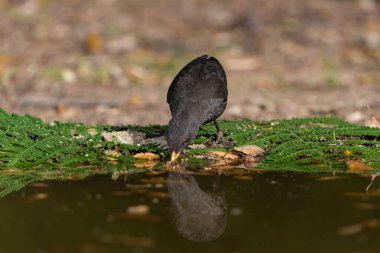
[166,165,227,242]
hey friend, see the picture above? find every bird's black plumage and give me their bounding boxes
[167,55,228,154]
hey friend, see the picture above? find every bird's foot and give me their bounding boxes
[206,131,235,148]
[216,129,235,147]
[216,130,224,142]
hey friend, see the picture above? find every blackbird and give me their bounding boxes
[167,55,228,161]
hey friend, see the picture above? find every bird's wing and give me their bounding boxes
[167,55,209,114]
[189,57,227,106]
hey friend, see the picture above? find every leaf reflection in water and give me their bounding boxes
[167,166,227,242]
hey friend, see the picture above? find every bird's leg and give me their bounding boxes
[211,120,235,148]
[213,120,224,142]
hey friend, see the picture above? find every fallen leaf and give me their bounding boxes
[346,160,373,172]
[134,152,160,160]
[87,128,98,135]
[231,145,265,156]
[367,116,380,128]
[85,33,103,54]
[127,96,142,106]
[209,151,239,160]
[0,55,12,74]
[102,150,122,162]
[104,150,122,157]
[56,103,65,114]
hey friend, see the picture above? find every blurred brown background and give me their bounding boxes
[0,0,379,126]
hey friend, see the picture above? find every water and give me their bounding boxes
[0,168,380,253]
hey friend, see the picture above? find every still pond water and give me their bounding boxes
[0,168,380,253]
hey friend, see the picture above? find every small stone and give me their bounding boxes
[188,144,207,149]
[102,130,146,145]
[62,69,77,83]
[345,111,365,123]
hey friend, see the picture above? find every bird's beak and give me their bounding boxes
[170,151,181,162]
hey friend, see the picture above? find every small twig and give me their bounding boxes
[366,173,379,192]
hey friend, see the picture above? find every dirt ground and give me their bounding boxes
[0,0,379,126]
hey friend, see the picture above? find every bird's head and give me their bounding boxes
[167,115,200,162]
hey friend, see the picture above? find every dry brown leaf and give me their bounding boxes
[209,151,239,160]
[231,145,265,156]
[102,150,122,162]
[55,103,65,115]
[0,55,11,74]
[127,96,142,106]
[87,128,98,135]
[367,116,380,128]
[134,152,160,160]
[85,33,103,54]
[346,160,373,172]
[104,150,122,157]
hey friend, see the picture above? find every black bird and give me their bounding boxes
[167,55,228,161]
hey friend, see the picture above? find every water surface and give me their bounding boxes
[0,168,379,253]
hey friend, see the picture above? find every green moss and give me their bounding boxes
[1,109,380,197]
